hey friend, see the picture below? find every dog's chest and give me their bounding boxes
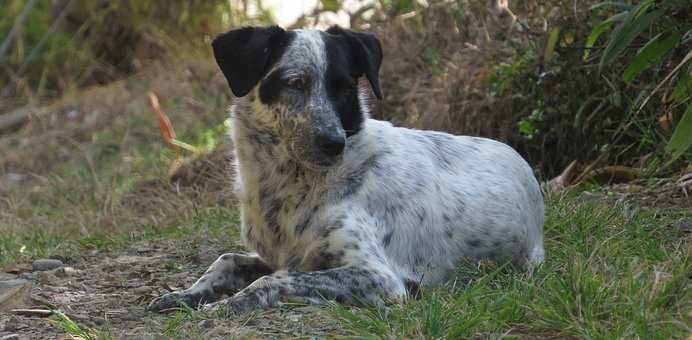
[238,165,324,269]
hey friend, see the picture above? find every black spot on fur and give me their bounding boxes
[347,229,362,242]
[382,230,394,247]
[414,254,425,266]
[344,242,360,250]
[467,239,482,247]
[341,155,377,198]
[319,218,345,238]
[416,209,426,224]
[419,133,459,171]
[294,206,318,235]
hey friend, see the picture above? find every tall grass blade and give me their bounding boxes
[599,1,662,68]
[623,33,681,83]
[583,12,626,60]
[590,2,634,11]
[637,50,692,111]
[665,102,692,161]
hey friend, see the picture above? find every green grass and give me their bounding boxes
[0,206,240,268]
[331,193,691,339]
[49,310,98,340]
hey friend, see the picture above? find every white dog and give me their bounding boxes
[148,25,545,313]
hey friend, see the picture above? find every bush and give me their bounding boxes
[0,0,262,104]
[360,0,691,177]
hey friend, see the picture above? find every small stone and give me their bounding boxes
[3,316,21,331]
[678,218,692,234]
[0,280,32,312]
[0,273,16,281]
[32,259,63,272]
[132,286,153,295]
[136,246,155,254]
[197,319,215,329]
[17,272,35,281]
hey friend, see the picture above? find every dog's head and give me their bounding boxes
[212,26,382,168]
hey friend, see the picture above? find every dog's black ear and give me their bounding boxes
[212,26,287,97]
[327,26,383,99]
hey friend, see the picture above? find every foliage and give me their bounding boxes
[0,0,272,105]
[593,0,692,164]
[323,0,690,176]
[487,0,692,175]
[666,103,692,161]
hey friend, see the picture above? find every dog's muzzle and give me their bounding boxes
[314,126,346,157]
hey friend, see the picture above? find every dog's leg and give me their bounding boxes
[203,265,406,314]
[147,253,273,312]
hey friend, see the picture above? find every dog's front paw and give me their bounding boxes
[147,290,209,313]
[201,295,257,315]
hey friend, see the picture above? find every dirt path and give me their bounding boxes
[0,237,344,339]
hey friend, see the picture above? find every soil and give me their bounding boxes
[0,237,345,339]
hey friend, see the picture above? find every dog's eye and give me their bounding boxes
[285,77,306,90]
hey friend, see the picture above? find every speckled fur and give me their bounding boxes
[148,28,544,314]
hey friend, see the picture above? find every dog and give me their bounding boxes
[147,25,545,314]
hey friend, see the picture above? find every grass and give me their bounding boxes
[0,205,240,268]
[331,192,691,339]
[0,56,232,267]
[49,310,98,340]
[4,184,687,339]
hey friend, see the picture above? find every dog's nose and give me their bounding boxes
[316,130,345,157]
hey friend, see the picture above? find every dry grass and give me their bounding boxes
[0,55,233,264]
[367,0,688,178]
[372,1,526,138]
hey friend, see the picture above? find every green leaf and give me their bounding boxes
[545,27,561,62]
[392,0,414,14]
[671,69,692,103]
[665,103,692,161]
[583,12,627,60]
[599,1,664,67]
[590,2,634,11]
[321,0,341,12]
[623,33,681,83]
[518,120,536,139]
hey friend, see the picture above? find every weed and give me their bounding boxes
[49,310,97,340]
